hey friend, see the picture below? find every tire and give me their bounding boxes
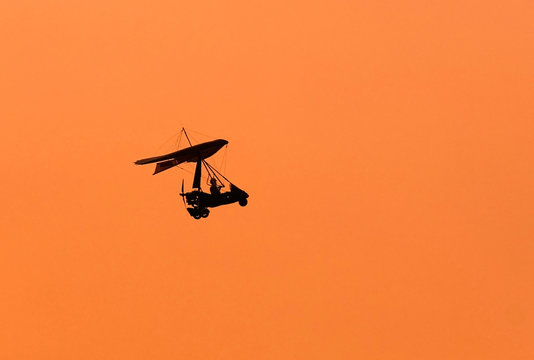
[201,208,210,218]
[239,198,248,207]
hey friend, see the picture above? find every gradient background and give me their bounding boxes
[1,1,532,359]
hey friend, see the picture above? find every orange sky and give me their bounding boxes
[0,1,532,359]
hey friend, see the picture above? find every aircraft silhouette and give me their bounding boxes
[135,128,249,219]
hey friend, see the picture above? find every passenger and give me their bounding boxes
[209,178,221,195]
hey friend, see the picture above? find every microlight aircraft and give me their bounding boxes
[135,128,249,219]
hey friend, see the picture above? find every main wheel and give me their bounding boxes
[239,198,248,207]
[192,213,201,220]
[201,208,210,218]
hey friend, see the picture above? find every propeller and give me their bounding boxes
[179,179,186,207]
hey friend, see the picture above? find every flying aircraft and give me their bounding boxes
[135,128,249,219]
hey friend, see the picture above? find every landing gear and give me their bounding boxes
[239,198,248,207]
[187,207,210,219]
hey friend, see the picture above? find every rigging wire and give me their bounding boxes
[204,161,231,184]
[188,128,216,140]
[154,129,182,154]
[177,164,213,188]
[220,144,228,176]
[174,130,183,150]
[202,160,213,185]
[202,160,225,187]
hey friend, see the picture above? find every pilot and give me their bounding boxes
[209,178,221,195]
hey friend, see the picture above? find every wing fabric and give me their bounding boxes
[153,159,180,175]
[135,139,228,175]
